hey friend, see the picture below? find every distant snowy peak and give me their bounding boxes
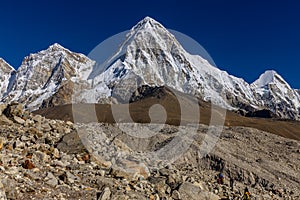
[2,44,95,109]
[19,43,94,79]
[251,70,291,89]
[1,17,300,120]
[131,16,162,31]
[250,70,300,119]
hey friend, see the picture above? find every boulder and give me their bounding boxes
[97,187,111,200]
[13,116,25,125]
[179,182,220,200]
[111,160,150,181]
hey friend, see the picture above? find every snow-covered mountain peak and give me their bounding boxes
[1,17,300,120]
[19,43,93,76]
[143,16,155,22]
[127,16,179,48]
[48,43,67,51]
[250,70,300,119]
[90,17,259,109]
[91,17,184,81]
[251,70,290,89]
[40,43,76,58]
[2,43,95,109]
[22,43,84,63]
[131,16,162,32]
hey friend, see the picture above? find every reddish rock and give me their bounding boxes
[22,160,35,169]
[82,154,90,162]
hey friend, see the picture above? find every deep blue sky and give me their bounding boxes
[1,0,300,88]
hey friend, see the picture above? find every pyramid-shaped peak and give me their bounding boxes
[21,43,69,63]
[138,16,159,24]
[48,43,69,51]
[252,70,289,88]
[131,16,165,32]
[142,16,155,22]
[127,16,178,46]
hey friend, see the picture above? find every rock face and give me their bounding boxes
[1,44,95,110]
[1,17,300,120]
[0,58,15,100]
[0,103,299,199]
[245,109,276,118]
[84,17,260,111]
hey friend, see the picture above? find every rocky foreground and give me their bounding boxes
[0,103,299,200]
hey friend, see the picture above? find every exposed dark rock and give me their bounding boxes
[245,109,276,118]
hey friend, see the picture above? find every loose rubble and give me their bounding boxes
[0,103,299,199]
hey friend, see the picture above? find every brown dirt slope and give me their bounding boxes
[34,87,300,141]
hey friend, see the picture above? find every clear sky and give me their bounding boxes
[1,0,300,88]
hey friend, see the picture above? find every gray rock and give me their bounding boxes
[98,187,111,200]
[66,171,77,184]
[46,177,58,187]
[45,172,58,187]
[20,135,30,141]
[41,123,52,132]
[179,182,220,200]
[14,139,25,149]
[34,151,50,162]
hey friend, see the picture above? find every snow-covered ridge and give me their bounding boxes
[251,70,290,89]
[0,44,95,109]
[0,16,299,120]
[250,70,300,119]
[0,58,15,71]
[88,16,259,109]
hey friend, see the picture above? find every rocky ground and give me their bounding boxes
[0,103,299,199]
